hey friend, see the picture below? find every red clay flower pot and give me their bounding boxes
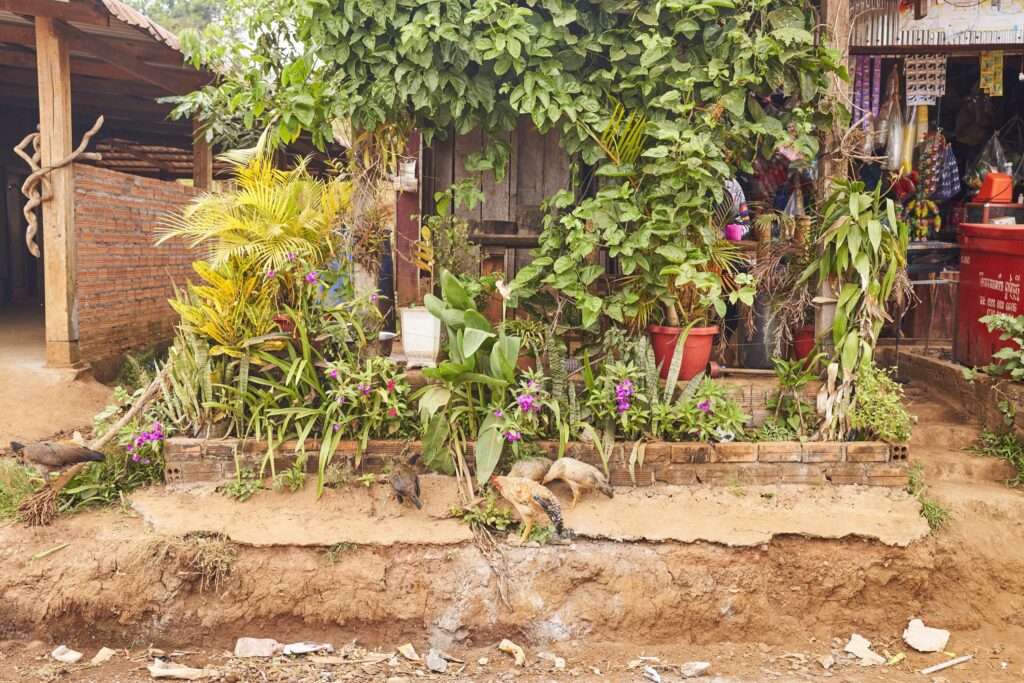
[792,323,815,360]
[649,324,718,381]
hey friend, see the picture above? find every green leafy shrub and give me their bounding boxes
[849,363,913,443]
[977,314,1024,381]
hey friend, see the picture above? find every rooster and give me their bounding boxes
[389,453,422,509]
[542,457,613,510]
[10,439,105,480]
[508,456,553,482]
[490,475,564,545]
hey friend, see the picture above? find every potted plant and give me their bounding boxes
[400,182,484,368]
[625,238,754,381]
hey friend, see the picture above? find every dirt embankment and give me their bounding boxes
[1,487,1023,662]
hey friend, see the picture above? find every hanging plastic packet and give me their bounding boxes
[963,133,1008,191]
[884,98,904,171]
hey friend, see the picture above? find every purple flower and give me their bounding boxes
[388,408,397,417]
[142,459,150,465]
[386,379,395,392]
[698,400,712,414]
[329,369,339,379]
[285,252,297,261]
[516,394,535,412]
[370,293,378,302]
[494,409,503,418]
[338,396,346,405]
[266,270,275,278]
[504,430,522,442]
[131,454,140,462]
[305,271,319,284]
[333,423,340,431]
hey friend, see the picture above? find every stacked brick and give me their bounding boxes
[165,437,908,488]
[73,164,197,366]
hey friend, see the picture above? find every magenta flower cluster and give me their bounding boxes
[504,430,522,442]
[356,383,371,396]
[697,400,712,414]
[305,271,319,284]
[127,420,164,464]
[515,381,542,414]
[615,379,634,413]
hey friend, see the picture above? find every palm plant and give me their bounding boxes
[156,131,352,275]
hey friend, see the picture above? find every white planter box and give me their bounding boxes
[399,307,441,368]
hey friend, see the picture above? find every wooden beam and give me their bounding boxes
[50,19,205,94]
[35,16,78,365]
[0,43,205,85]
[101,138,175,176]
[0,0,109,25]
[192,118,211,189]
[914,0,927,20]
[0,62,167,98]
[0,21,36,46]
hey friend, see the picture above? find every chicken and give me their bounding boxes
[490,475,564,545]
[10,439,105,479]
[542,457,613,510]
[508,456,553,482]
[389,453,422,509]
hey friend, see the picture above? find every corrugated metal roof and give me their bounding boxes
[97,0,181,53]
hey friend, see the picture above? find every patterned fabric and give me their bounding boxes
[936,145,961,200]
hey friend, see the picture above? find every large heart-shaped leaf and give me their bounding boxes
[440,269,473,310]
[474,415,504,485]
[422,413,455,476]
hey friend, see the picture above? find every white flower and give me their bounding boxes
[495,280,512,300]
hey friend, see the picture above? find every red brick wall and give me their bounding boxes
[74,164,197,365]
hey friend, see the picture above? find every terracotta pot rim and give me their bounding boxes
[648,324,719,335]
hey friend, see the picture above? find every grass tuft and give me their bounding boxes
[908,461,950,534]
[0,460,37,521]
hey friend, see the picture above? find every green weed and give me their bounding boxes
[907,461,950,533]
[970,431,1024,487]
[0,460,37,521]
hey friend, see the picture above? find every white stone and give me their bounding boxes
[819,654,835,670]
[90,647,117,666]
[51,645,83,664]
[426,649,447,673]
[477,657,489,666]
[902,619,950,653]
[233,638,281,658]
[681,661,711,678]
[844,634,885,667]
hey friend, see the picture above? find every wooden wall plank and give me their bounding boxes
[453,126,482,222]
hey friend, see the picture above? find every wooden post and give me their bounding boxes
[815,0,851,351]
[35,17,78,366]
[394,131,421,308]
[192,118,212,190]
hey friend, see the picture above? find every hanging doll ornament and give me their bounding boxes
[905,132,945,242]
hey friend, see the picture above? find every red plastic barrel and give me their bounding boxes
[956,223,1024,369]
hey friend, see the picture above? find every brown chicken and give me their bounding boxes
[508,456,553,482]
[389,453,422,509]
[490,475,564,545]
[10,440,105,479]
[542,457,613,509]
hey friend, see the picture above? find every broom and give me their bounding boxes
[18,364,170,526]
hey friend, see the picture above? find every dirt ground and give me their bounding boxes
[0,307,112,447]
[1,380,1023,682]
